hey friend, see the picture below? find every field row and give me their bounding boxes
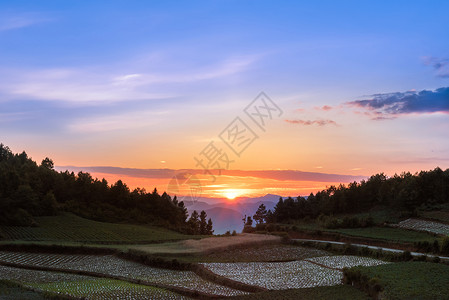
[0,265,188,299]
[0,251,247,297]
[396,218,449,235]
[306,255,389,270]
[201,256,388,290]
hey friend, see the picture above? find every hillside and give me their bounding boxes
[0,213,193,244]
[0,143,199,234]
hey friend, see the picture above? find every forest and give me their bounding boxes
[0,144,212,234]
[269,167,449,224]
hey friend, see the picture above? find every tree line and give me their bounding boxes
[0,143,213,234]
[250,168,449,224]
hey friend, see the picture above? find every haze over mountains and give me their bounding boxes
[184,194,281,234]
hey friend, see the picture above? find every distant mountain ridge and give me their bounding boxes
[185,194,282,234]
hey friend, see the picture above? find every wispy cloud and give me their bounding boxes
[0,55,258,104]
[347,87,449,120]
[68,110,169,133]
[423,56,449,78]
[285,119,338,126]
[0,13,50,32]
[315,105,333,111]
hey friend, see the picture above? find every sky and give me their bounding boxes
[1,1,448,199]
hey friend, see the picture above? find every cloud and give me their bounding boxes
[55,166,366,183]
[347,87,449,119]
[67,110,169,133]
[285,119,338,126]
[0,55,257,104]
[0,13,50,32]
[315,105,333,111]
[423,56,449,78]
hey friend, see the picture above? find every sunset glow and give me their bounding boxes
[1,1,448,200]
[223,189,239,200]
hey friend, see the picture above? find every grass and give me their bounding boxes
[29,278,188,299]
[328,227,439,243]
[347,262,449,299]
[130,233,280,256]
[183,244,331,263]
[0,280,48,300]
[230,285,370,300]
[421,210,449,224]
[0,213,194,244]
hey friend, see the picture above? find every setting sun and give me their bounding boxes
[223,189,239,200]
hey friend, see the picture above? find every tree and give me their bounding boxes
[206,218,214,235]
[41,157,54,170]
[187,210,200,234]
[245,216,253,226]
[253,203,267,224]
[199,210,208,234]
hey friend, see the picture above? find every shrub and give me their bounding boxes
[255,223,266,231]
[242,225,255,233]
[441,237,449,255]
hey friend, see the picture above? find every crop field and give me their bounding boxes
[0,265,188,299]
[196,244,331,263]
[306,255,389,270]
[229,285,370,300]
[201,260,342,289]
[329,226,438,243]
[131,233,281,256]
[0,264,92,283]
[396,218,449,235]
[30,278,190,300]
[348,262,449,299]
[0,251,247,296]
[0,280,47,300]
[0,213,192,243]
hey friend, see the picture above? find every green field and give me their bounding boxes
[184,244,331,263]
[0,213,194,244]
[329,226,439,243]
[347,262,449,299]
[29,278,187,299]
[0,280,47,300]
[231,285,369,300]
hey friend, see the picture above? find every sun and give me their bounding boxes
[223,190,238,200]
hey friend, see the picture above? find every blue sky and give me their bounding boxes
[1,1,448,190]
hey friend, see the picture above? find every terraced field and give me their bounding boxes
[0,251,247,297]
[0,265,188,299]
[0,247,392,299]
[396,218,449,235]
[202,260,342,289]
[0,213,192,243]
[201,255,389,290]
[197,244,331,263]
[306,256,389,270]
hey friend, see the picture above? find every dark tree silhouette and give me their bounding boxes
[253,203,267,224]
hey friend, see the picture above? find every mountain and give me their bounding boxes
[203,207,244,234]
[184,194,281,233]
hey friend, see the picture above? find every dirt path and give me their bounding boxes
[132,234,281,255]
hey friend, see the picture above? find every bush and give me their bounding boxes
[242,225,255,233]
[266,224,276,232]
[255,223,266,231]
[441,237,449,255]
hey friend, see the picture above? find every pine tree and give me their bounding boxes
[206,218,214,235]
[253,204,267,224]
[199,210,208,234]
